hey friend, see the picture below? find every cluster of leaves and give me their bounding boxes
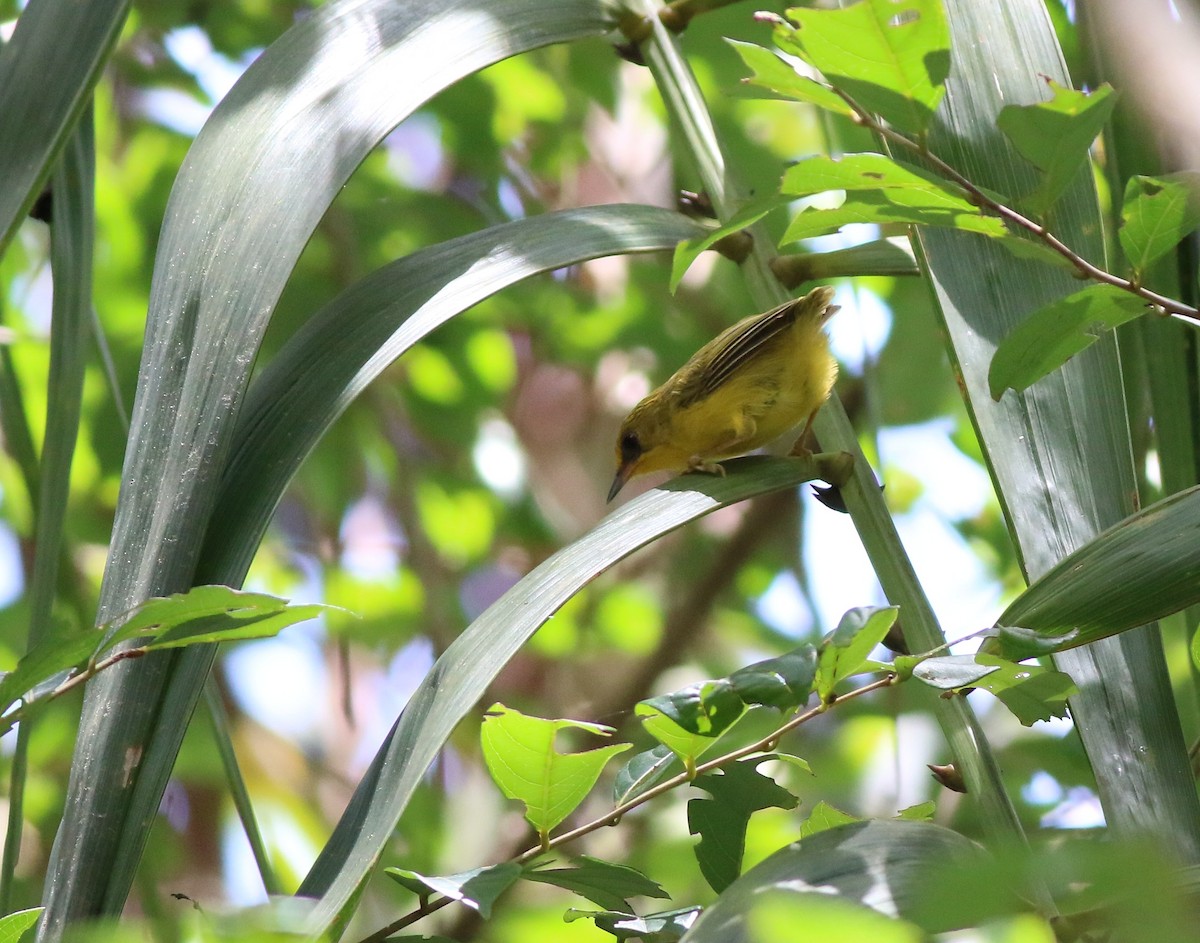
[676,0,1200,400]
[4,0,1200,940]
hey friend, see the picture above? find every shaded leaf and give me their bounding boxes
[480,704,630,838]
[670,194,787,290]
[1119,173,1200,275]
[776,0,950,135]
[640,680,745,738]
[524,856,669,912]
[997,81,1116,216]
[679,820,987,942]
[614,745,681,806]
[999,483,1200,648]
[727,646,818,711]
[988,284,1149,399]
[970,660,1075,726]
[688,759,798,893]
[385,863,521,919]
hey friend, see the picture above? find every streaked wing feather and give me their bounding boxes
[689,301,797,402]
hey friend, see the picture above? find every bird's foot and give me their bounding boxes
[686,456,726,477]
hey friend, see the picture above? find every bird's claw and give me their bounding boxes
[686,456,726,477]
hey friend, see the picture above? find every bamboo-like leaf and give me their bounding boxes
[0,0,127,257]
[680,820,986,942]
[205,205,701,580]
[913,0,1200,860]
[296,456,829,934]
[41,0,622,933]
[1000,484,1200,643]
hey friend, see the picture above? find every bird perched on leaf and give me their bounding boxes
[608,286,840,501]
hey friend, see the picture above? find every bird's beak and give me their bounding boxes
[607,461,635,503]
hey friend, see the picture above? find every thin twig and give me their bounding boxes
[353,673,897,942]
[832,87,1200,322]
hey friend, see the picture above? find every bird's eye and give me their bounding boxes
[620,431,641,457]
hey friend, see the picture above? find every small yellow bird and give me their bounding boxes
[608,286,840,502]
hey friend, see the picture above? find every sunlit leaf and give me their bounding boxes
[481,704,630,840]
[815,606,897,700]
[0,910,43,943]
[728,40,853,116]
[385,863,522,918]
[775,0,950,134]
[798,801,859,839]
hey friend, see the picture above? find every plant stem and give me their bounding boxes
[355,674,897,943]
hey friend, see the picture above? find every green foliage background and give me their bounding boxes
[1,0,1198,940]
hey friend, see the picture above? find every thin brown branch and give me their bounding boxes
[353,672,897,943]
[831,87,1200,323]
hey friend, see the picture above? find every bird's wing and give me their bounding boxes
[674,300,798,407]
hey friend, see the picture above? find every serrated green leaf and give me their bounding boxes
[480,704,630,838]
[640,680,746,738]
[997,81,1116,216]
[98,585,326,653]
[524,856,669,912]
[777,0,950,135]
[688,760,798,893]
[1119,173,1200,275]
[613,745,681,806]
[815,606,898,700]
[727,646,818,711]
[728,39,853,117]
[798,800,860,839]
[966,657,1075,726]
[781,153,975,208]
[384,863,521,918]
[988,284,1150,399]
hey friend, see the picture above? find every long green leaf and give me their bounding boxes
[914,0,1200,857]
[297,456,829,935]
[0,0,128,257]
[1000,484,1200,643]
[3,106,95,911]
[680,820,986,942]
[204,205,701,581]
[40,0,620,933]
